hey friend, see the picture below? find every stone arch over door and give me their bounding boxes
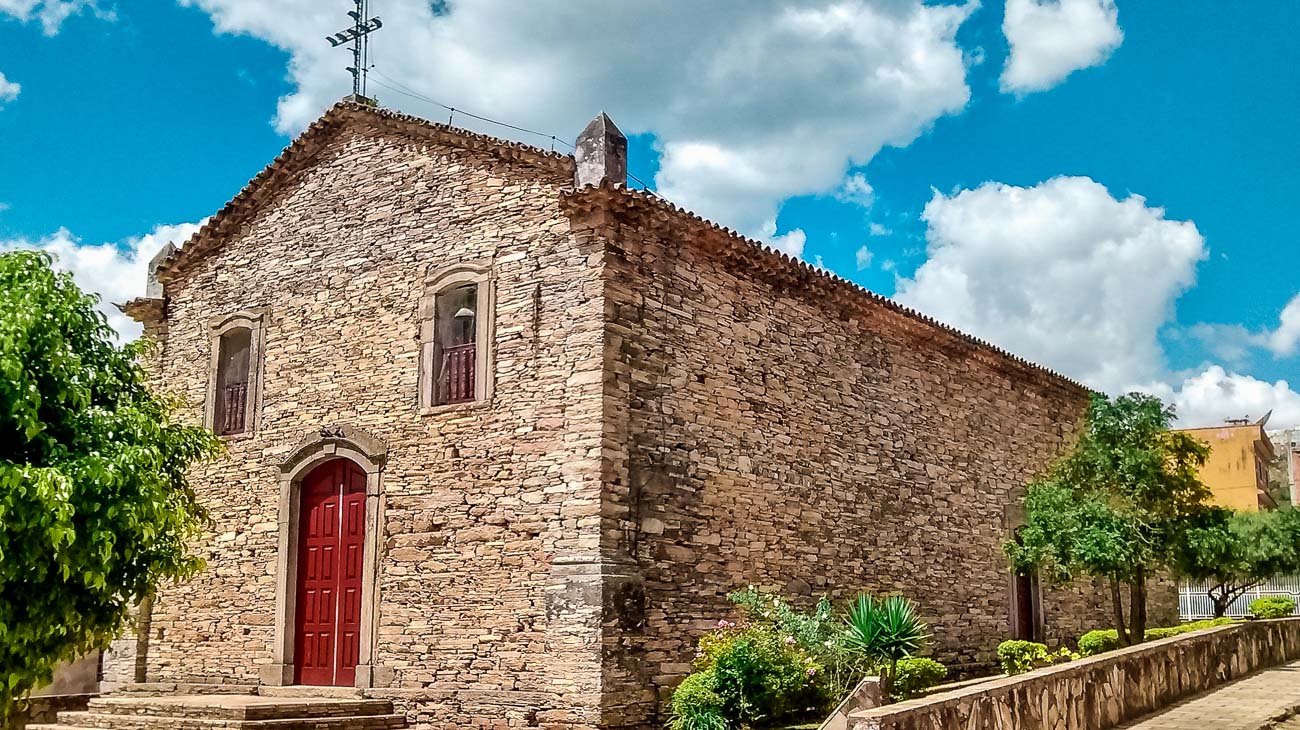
[262,426,387,688]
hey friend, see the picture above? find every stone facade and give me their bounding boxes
[563,186,1176,727]
[110,101,1166,730]
[119,104,609,729]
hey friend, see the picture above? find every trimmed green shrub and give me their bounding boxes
[667,671,728,730]
[995,640,1076,675]
[997,640,1048,675]
[1145,617,1234,640]
[1077,618,1236,657]
[1077,629,1119,657]
[889,657,947,701]
[1250,596,1296,619]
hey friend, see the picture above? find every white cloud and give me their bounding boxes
[892,175,1300,430]
[897,176,1204,393]
[0,71,19,104]
[1181,293,1300,363]
[758,219,807,258]
[894,176,1300,429]
[837,173,875,209]
[855,245,874,270]
[0,0,108,34]
[1000,0,1122,95]
[178,0,977,253]
[1182,323,1261,370]
[1268,293,1300,357]
[1,222,203,340]
[1141,367,1300,430]
[869,222,892,236]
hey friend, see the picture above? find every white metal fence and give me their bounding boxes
[1179,575,1300,620]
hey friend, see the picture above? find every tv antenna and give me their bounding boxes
[327,0,383,99]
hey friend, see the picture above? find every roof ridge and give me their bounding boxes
[151,99,575,284]
[560,182,1092,395]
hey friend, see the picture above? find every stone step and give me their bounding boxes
[50,712,406,730]
[256,687,363,700]
[82,697,395,721]
[112,685,259,697]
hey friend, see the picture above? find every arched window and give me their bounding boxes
[434,283,478,405]
[215,327,252,434]
[207,310,266,436]
[419,262,494,411]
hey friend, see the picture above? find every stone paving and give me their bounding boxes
[1122,661,1300,730]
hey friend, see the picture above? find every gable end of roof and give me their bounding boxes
[152,100,576,286]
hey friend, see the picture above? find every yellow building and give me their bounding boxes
[1177,417,1277,512]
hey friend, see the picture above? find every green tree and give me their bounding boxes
[1173,507,1300,617]
[1005,393,1214,647]
[0,251,221,722]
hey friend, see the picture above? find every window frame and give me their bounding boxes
[419,261,495,413]
[205,309,267,438]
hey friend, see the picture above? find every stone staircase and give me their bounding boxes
[29,690,407,730]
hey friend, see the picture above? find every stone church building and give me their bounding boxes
[104,99,1136,729]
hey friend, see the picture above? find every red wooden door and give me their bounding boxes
[294,459,367,686]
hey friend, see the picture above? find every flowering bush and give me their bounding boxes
[995,640,1077,675]
[671,619,824,729]
[670,588,942,728]
[727,588,871,703]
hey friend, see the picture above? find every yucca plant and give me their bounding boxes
[843,594,931,701]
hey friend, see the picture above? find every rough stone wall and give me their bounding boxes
[110,118,609,729]
[589,204,1142,728]
[12,693,92,730]
[849,618,1300,730]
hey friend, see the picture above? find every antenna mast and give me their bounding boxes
[327,0,383,100]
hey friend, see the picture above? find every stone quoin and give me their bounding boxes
[109,100,1174,730]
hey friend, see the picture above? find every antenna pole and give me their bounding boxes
[326,0,383,102]
[352,0,362,97]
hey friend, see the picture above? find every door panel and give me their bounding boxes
[293,460,367,686]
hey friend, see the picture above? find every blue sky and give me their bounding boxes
[1,0,1297,427]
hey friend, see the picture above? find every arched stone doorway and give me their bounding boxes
[263,426,387,688]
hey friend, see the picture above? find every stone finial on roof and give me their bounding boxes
[145,241,177,299]
[574,112,627,188]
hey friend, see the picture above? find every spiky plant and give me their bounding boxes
[843,594,931,701]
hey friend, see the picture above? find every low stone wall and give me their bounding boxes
[11,693,94,729]
[849,618,1300,730]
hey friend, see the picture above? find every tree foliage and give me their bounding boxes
[0,251,221,721]
[1172,507,1300,617]
[1005,393,1215,647]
